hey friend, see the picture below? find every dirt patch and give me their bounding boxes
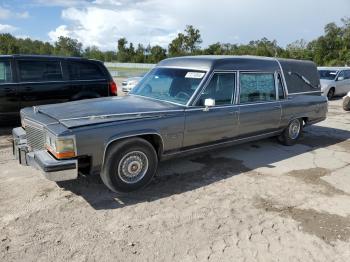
[257,198,350,244]
[288,168,349,196]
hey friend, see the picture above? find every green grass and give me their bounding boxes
[106,67,150,78]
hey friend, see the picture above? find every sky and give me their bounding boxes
[0,0,350,51]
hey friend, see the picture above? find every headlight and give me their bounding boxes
[45,134,76,159]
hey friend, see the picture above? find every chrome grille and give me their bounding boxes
[26,123,45,151]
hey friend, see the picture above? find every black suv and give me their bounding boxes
[0,55,117,120]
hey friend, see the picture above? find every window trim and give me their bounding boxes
[192,71,237,107]
[0,60,13,84]
[275,72,286,100]
[17,59,63,83]
[238,71,278,105]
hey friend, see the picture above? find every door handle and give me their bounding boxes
[273,105,281,109]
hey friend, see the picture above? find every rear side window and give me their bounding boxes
[68,61,104,80]
[18,60,63,82]
[239,73,276,103]
[0,61,12,83]
[344,70,350,80]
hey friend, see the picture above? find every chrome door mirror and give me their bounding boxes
[337,76,345,81]
[204,98,215,111]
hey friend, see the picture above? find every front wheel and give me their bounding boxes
[278,119,303,146]
[101,138,158,193]
[327,88,335,100]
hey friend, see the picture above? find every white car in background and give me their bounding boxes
[318,67,350,99]
[121,76,143,93]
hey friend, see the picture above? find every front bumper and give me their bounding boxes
[12,127,78,182]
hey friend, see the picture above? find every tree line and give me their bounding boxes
[0,18,349,66]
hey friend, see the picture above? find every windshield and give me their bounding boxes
[130,68,206,105]
[318,70,338,80]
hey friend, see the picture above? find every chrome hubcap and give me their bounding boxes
[289,120,301,140]
[118,151,149,184]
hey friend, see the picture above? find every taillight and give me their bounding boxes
[109,81,117,95]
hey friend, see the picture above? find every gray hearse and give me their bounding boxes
[12,56,328,193]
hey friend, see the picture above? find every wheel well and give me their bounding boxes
[105,134,163,160]
[302,117,308,125]
[139,134,163,157]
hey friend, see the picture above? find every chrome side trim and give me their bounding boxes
[185,104,239,111]
[164,130,281,157]
[59,109,185,122]
[102,132,165,166]
[288,91,322,95]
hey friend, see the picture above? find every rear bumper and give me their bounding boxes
[12,127,78,181]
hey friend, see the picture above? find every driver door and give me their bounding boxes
[183,72,239,148]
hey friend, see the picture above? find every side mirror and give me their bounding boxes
[337,76,345,81]
[204,98,215,111]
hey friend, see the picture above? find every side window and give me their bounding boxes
[239,73,276,103]
[337,71,345,80]
[68,61,104,80]
[196,73,235,106]
[0,61,12,83]
[18,60,62,82]
[277,73,285,100]
[344,70,350,80]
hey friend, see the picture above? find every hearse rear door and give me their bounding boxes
[237,72,282,137]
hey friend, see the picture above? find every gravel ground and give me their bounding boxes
[1,99,350,262]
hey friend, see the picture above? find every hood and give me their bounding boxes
[36,95,183,128]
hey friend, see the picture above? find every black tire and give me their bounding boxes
[101,138,158,193]
[327,88,335,100]
[278,119,303,146]
[343,95,350,111]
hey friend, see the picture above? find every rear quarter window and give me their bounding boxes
[239,73,276,103]
[68,61,105,80]
[18,60,63,82]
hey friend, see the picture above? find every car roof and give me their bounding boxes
[0,54,101,62]
[158,55,315,72]
[317,66,350,71]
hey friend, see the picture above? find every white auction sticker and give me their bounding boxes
[185,72,205,79]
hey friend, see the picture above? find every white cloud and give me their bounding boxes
[0,24,18,33]
[0,6,29,20]
[49,2,178,50]
[0,7,11,19]
[48,0,350,50]
[34,0,90,7]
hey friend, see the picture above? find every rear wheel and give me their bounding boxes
[327,87,335,100]
[278,119,303,146]
[101,138,158,193]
